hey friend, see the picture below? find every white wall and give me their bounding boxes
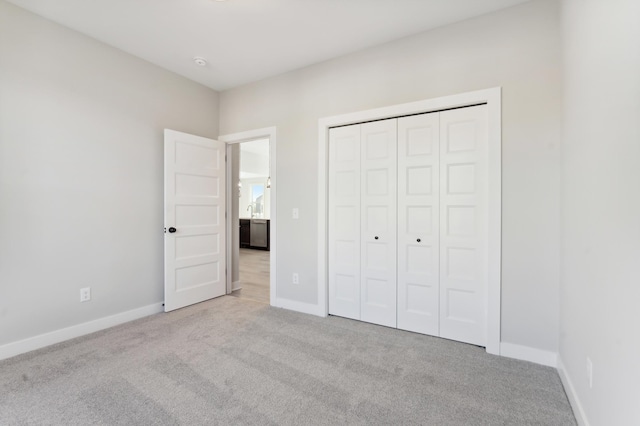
[219,0,562,353]
[239,149,270,178]
[0,1,219,349]
[560,0,640,424]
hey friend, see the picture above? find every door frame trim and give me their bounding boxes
[317,88,501,355]
[219,127,277,307]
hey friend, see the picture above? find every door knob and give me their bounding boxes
[168,227,177,233]
[374,236,379,240]
[417,238,421,243]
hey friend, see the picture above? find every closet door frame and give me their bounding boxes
[318,87,502,355]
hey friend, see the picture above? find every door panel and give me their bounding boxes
[164,129,226,312]
[360,120,397,327]
[397,113,440,335]
[328,125,361,319]
[439,105,488,346]
[328,105,490,347]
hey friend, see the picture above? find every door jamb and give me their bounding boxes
[317,88,501,355]
[219,127,277,307]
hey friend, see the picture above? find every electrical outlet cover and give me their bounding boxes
[80,287,91,302]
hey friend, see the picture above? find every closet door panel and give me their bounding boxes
[397,113,440,335]
[360,119,397,327]
[328,125,361,320]
[439,105,488,346]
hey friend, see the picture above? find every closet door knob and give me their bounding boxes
[374,236,379,240]
[168,227,177,233]
[417,238,421,243]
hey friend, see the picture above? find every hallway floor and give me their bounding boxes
[231,248,270,304]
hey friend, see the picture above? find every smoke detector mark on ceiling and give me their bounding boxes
[193,57,208,67]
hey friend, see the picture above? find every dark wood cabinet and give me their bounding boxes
[239,219,251,248]
[239,219,270,251]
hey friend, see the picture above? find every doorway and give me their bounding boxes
[220,127,277,306]
[234,139,270,303]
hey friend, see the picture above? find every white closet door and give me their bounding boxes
[328,125,361,320]
[397,113,440,335]
[360,119,397,327]
[439,105,488,346]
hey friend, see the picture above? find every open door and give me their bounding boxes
[164,129,226,312]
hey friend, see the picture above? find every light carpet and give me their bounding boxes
[0,296,576,425]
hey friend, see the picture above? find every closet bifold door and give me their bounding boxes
[328,124,361,320]
[439,105,488,346]
[360,119,397,328]
[397,113,440,335]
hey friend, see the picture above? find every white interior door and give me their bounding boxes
[360,119,397,328]
[164,129,226,312]
[397,113,440,335]
[439,105,488,345]
[328,125,361,320]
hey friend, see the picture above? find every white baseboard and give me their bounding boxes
[232,281,242,291]
[273,297,325,317]
[557,358,589,426]
[268,308,559,369]
[500,342,558,367]
[0,303,164,361]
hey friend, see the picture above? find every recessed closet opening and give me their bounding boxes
[318,88,501,355]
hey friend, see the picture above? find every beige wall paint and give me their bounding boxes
[0,1,219,346]
[560,0,640,424]
[220,0,563,352]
